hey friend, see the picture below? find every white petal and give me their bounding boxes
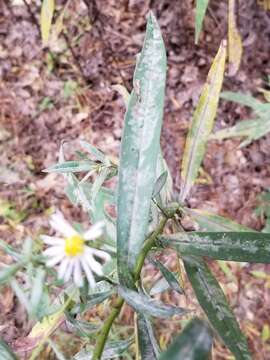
[85,251,103,276]
[90,248,111,262]
[46,254,64,267]
[40,235,64,246]
[43,246,64,257]
[81,258,96,288]
[50,211,77,237]
[73,259,83,287]
[58,258,69,279]
[84,221,104,240]
[64,259,75,282]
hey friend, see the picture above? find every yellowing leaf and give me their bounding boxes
[40,0,55,46]
[112,84,130,108]
[228,0,242,76]
[258,87,270,103]
[257,0,270,10]
[179,41,227,202]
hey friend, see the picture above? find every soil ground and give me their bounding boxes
[1,0,270,359]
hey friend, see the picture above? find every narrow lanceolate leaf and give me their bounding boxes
[79,140,106,163]
[159,317,213,360]
[179,41,226,202]
[184,208,256,232]
[195,0,209,44]
[159,232,270,263]
[118,287,188,319]
[220,91,263,109]
[137,313,160,360]
[117,12,166,285]
[210,117,270,148]
[0,338,17,360]
[184,256,251,359]
[152,259,184,294]
[228,0,242,76]
[40,0,55,46]
[44,160,95,173]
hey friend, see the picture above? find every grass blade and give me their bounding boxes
[195,0,209,44]
[117,12,166,285]
[220,91,263,109]
[184,256,251,359]
[179,41,226,202]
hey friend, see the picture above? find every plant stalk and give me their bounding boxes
[92,211,175,360]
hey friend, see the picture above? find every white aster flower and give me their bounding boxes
[42,211,110,288]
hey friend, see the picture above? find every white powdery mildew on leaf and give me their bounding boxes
[117,12,167,279]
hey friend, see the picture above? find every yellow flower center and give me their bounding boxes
[65,235,84,257]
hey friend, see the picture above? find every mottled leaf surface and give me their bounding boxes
[117,12,166,285]
[183,256,251,359]
[137,313,160,359]
[152,260,184,294]
[159,232,270,263]
[118,287,188,319]
[159,318,212,360]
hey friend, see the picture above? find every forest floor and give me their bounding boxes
[1,0,270,359]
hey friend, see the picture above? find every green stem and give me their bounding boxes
[92,210,175,360]
[92,296,124,360]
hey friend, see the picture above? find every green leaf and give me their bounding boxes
[152,260,184,294]
[65,312,100,337]
[179,41,226,202]
[44,160,95,173]
[195,0,209,44]
[185,208,256,232]
[71,289,115,315]
[0,239,22,261]
[79,140,106,163]
[149,276,173,296]
[210,117,270,147]
[159,231,270,263]
[117,12,167,285]
[137,313,160,359]
[183,256,251,359]
[74,339,133,359]
[159,317,212,360]
[0,338,17,360]
[221,91,263,109]
[152,172,168,199]
[30,268,46,317]
[0,262,22,285]
[118,287,188,319]
[40,0,55,46]
[155,149,173,205]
